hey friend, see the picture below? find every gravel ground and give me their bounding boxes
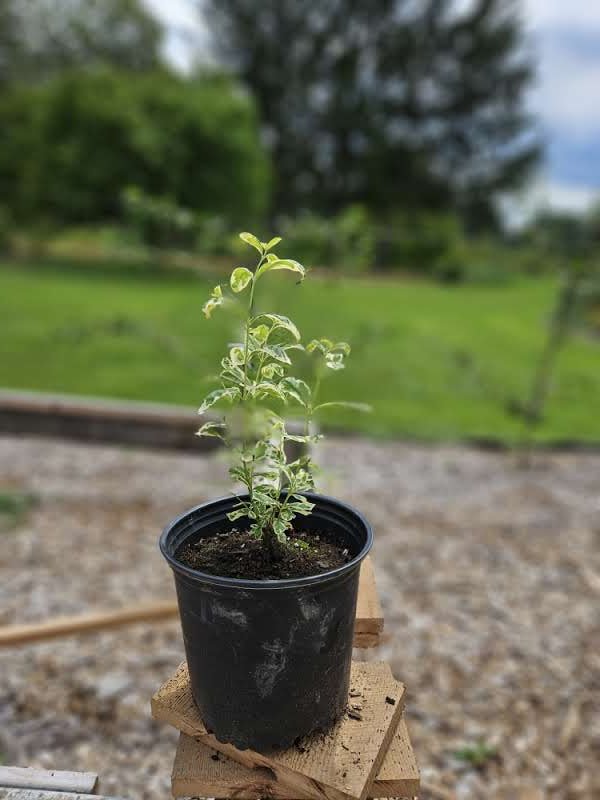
[0,434,598,799]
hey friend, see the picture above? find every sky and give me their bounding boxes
[142,0,600,217]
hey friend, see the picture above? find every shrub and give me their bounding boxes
[277,213,334,267]
[332,205,376,273]
[121,187,198,249]
[276,205,375,272]
[0,207,11,254]
[377,211,464,273]
[0,69,270,225]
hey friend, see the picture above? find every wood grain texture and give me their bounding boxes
[0,786,120,800]
[354,557,384,636]
[0,792,120,800]
[171,718,419,799]
[152,661,405,800]
[0,603,178,647]
[0,768,97,794]
[0,557,382,649]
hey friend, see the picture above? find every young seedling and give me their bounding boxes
[197,231,368,559]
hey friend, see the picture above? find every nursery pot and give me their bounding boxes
[160,492,373,751]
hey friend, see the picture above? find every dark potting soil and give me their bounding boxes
[176,528,351,579]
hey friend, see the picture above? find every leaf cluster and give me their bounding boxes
[197,231,368,546]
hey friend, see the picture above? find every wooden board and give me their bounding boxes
[0,792,120,800]
[355,557,384,637]
[152,661,405,800]
[0,603,177,647]
[0,557,382,649]
[171,718,419,798]
[0,769,97,794]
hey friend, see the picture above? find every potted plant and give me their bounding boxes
[160,232,373,751]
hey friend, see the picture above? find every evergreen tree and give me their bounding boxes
[202,0,539,228]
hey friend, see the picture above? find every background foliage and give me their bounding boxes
[0,68,269,225]
[0,0,597,443]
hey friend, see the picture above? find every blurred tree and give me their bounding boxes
[0,0,22,85]
[0,0,162,82]
[0,69,270,223]
[201,0,540,229]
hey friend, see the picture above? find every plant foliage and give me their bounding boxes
[197,232,368,553]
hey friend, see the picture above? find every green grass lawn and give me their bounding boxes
[1,259,598,443]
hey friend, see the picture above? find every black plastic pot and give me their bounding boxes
[160,492,373,751]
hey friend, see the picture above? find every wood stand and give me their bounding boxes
[151,557,420,800]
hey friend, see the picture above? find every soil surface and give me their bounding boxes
[176,528,350,579]
[0,434,598,800]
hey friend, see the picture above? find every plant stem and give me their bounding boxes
[241,253,265,501]
[241,253,264,401]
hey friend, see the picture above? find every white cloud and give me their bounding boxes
[524,0,600,33]
[500,178,599,230]
[533,48,600,137]
[142,0,207,72]
[544,181,599,213]
[525,1,600,138]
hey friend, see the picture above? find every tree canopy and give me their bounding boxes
[0,0,162,83]
[202,0,540,228]
[0,69,270,223]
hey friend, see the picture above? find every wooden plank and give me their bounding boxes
[373,718,420,796]
[152,661,405,800]
[0,389,303,454]
[355,557,384,636]
[0,791,120,800]
[171,718,419,798]
[0,558,382,649]
[0,602,178,647]
[0,768,97,794]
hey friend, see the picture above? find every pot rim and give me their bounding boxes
[160,491,373,590]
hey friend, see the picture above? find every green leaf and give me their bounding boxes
[202,284,223,319]
[195,421,227,440]
[229,346,245,365]
[198,387,240,414]
[272,517,290,541]
[230,267,253,293]
[239,231,263,253]
[263,236,282,251]
[229,465,250,483]
[281,377,311,406]
[254,382,288,402]
[287,497,314,516]
[257,258,305,280]
[262,344,292,365]
[306,337,332,354]
[334,341,351,356]
[313,401,372,414]
[261,363,284,379]
[325,352,345,370]
[227,507,249,522]
[253,313,301,341]
[250,324,270,343]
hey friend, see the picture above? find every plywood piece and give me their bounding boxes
[152,661,405,800]
[0,557,381,649]
[171,718,419,798]
[0,768,97,794]
[355,557,384,636]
